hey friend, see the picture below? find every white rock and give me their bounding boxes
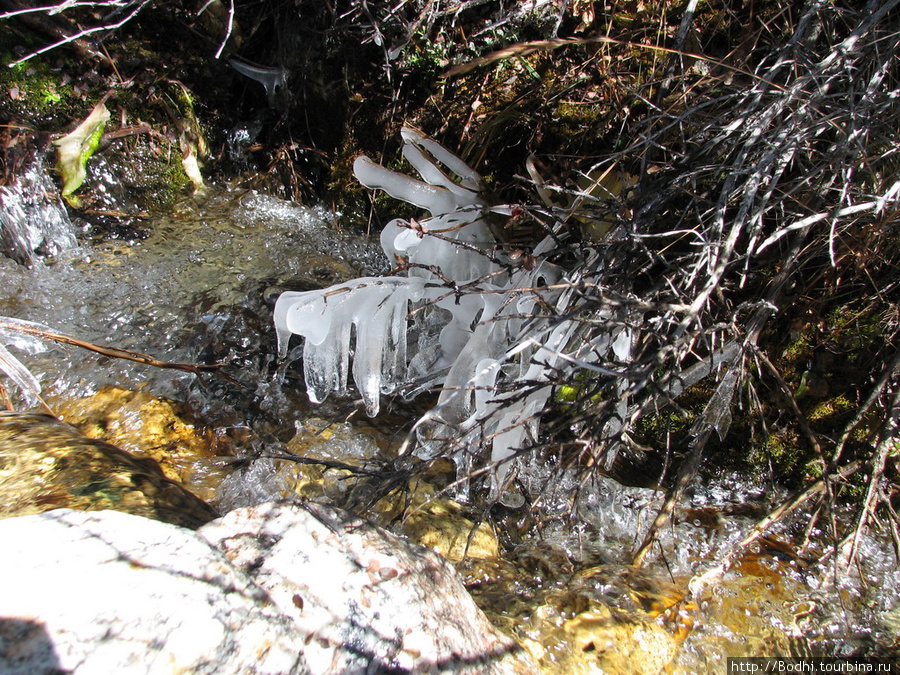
[200,501,533,674]
[0,503,536,674]
[0,509,308,675]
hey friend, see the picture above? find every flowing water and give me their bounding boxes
[0,155,75,266]
[0,183,385,415]
[1,164,897,670]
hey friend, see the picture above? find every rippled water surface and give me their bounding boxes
[0,187,385,412]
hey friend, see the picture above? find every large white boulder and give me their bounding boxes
[202,501,529,673]
[0,508,307,674]
[0,502,535,674]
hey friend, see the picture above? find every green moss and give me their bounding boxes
[160,159,193,204]
[780,334,811,364]
[0,55,82,127]
[745,428,811,481]
[553,100,604,126]
[806,395,854,423]
[824,305,884,352]
[630,395,697,450]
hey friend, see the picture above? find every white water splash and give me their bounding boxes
[0,155,77,265]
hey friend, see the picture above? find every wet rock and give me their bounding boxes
[0,508,308,675]
[0,412,217,528]
[55,385,227,501]
[387,479,500,562]
[202,501,536,674]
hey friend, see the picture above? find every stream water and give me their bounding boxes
[1,170,897,671]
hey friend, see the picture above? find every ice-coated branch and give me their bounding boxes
[274,128,629,504]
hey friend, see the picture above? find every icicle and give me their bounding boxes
[275,128,638,507]
[354,156,467,216]
[274,277,429,415]
[399,127,482,192]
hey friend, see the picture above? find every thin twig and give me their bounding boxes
[6,0,150,65]
[0,320,237,383]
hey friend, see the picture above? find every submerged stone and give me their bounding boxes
[0,412,217,529]
[55,385,228,502]
[280,417,391,503]
[466,558,684,674]
[388,479,500,562]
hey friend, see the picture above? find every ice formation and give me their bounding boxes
[274,128,621,504]
[0,316,52,407]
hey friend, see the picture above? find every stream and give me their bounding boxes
[1,171,898,672]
